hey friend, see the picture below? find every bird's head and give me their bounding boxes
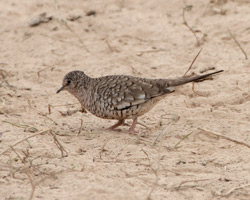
[57,71,87,94]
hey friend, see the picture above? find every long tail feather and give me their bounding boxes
[168,70,223,86]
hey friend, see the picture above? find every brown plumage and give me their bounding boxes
[57,70,223,133]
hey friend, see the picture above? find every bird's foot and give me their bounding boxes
[128,117,138,134]
[107,119,125,131]
[107,127,122,132]
[128,129,139,134]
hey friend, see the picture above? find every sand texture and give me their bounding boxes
[0,0,250,199]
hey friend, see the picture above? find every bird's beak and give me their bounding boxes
[56,86,65,93]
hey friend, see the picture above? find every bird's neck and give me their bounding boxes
[73,75,92,107]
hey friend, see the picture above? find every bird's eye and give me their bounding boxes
[67,79,72,85]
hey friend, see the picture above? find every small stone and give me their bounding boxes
[86,10,96,16]
[29,12,53,27]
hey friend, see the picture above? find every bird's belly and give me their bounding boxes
[135,97,163,116]
[87,98,163,120]
[84,102,124,120]
[84,92,165,120]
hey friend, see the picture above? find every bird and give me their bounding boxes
[57,70,223,133]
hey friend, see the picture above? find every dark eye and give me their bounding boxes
[67,79,72,85]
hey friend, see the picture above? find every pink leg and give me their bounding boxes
[107,119,125,130]
[128,116,138,134]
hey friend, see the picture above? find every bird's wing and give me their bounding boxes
[110,77,175,110]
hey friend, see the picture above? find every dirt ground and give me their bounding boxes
[0,0,250,199]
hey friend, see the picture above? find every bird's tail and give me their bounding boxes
[167,70,223,86]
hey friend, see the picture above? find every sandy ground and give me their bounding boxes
[0,0,250,199]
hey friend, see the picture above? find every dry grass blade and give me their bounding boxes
[141,148,160,200]
[2,120,37,130]
[1,129,68,158]
[198,128,250,149]
[152,127,167,146]
[191,82,206,96]
[49,103,79,108]
[105,39,119,53]
[182,5,200,46]
[138,48,168,55]
[141,148,151,165]
[77,118,84,136]
[37,66,53,81]
[220,183,250,197]
[37,111,58,125]
[177,179,210,190]
[48,104,52,114]
[174,131,194,148]
[49,130,68,157]
[0,130,50,156]
[146,168,159,200]
[99,140,108,159]
[128,65,142,75]
[227,28,248,60]
[60,20,89,52]
[1,128,69,200]
[183,48,202,77]
[10,146,36,200]
[153,120,177,145]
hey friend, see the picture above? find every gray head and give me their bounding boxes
[56,70,88,94]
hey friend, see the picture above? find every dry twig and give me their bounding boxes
[77,117,84,136]
[10,146,36,200]
[177,178,210,190]
[37,111,58,125]
[105,39,119,53]
[1,128,68,200]
[49,102,79,108]
[128,65,142,75]
[49,130,68,157]
[48,104,52,114]
[1,129,68,157]
[219,183,250,197]
[37,65,53,81]
[198,128,250,149]
[183,5,200,46]
[0,130,50,156]
[191,82,206,96]
[99,140,108,159]
[137,48,168,56]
